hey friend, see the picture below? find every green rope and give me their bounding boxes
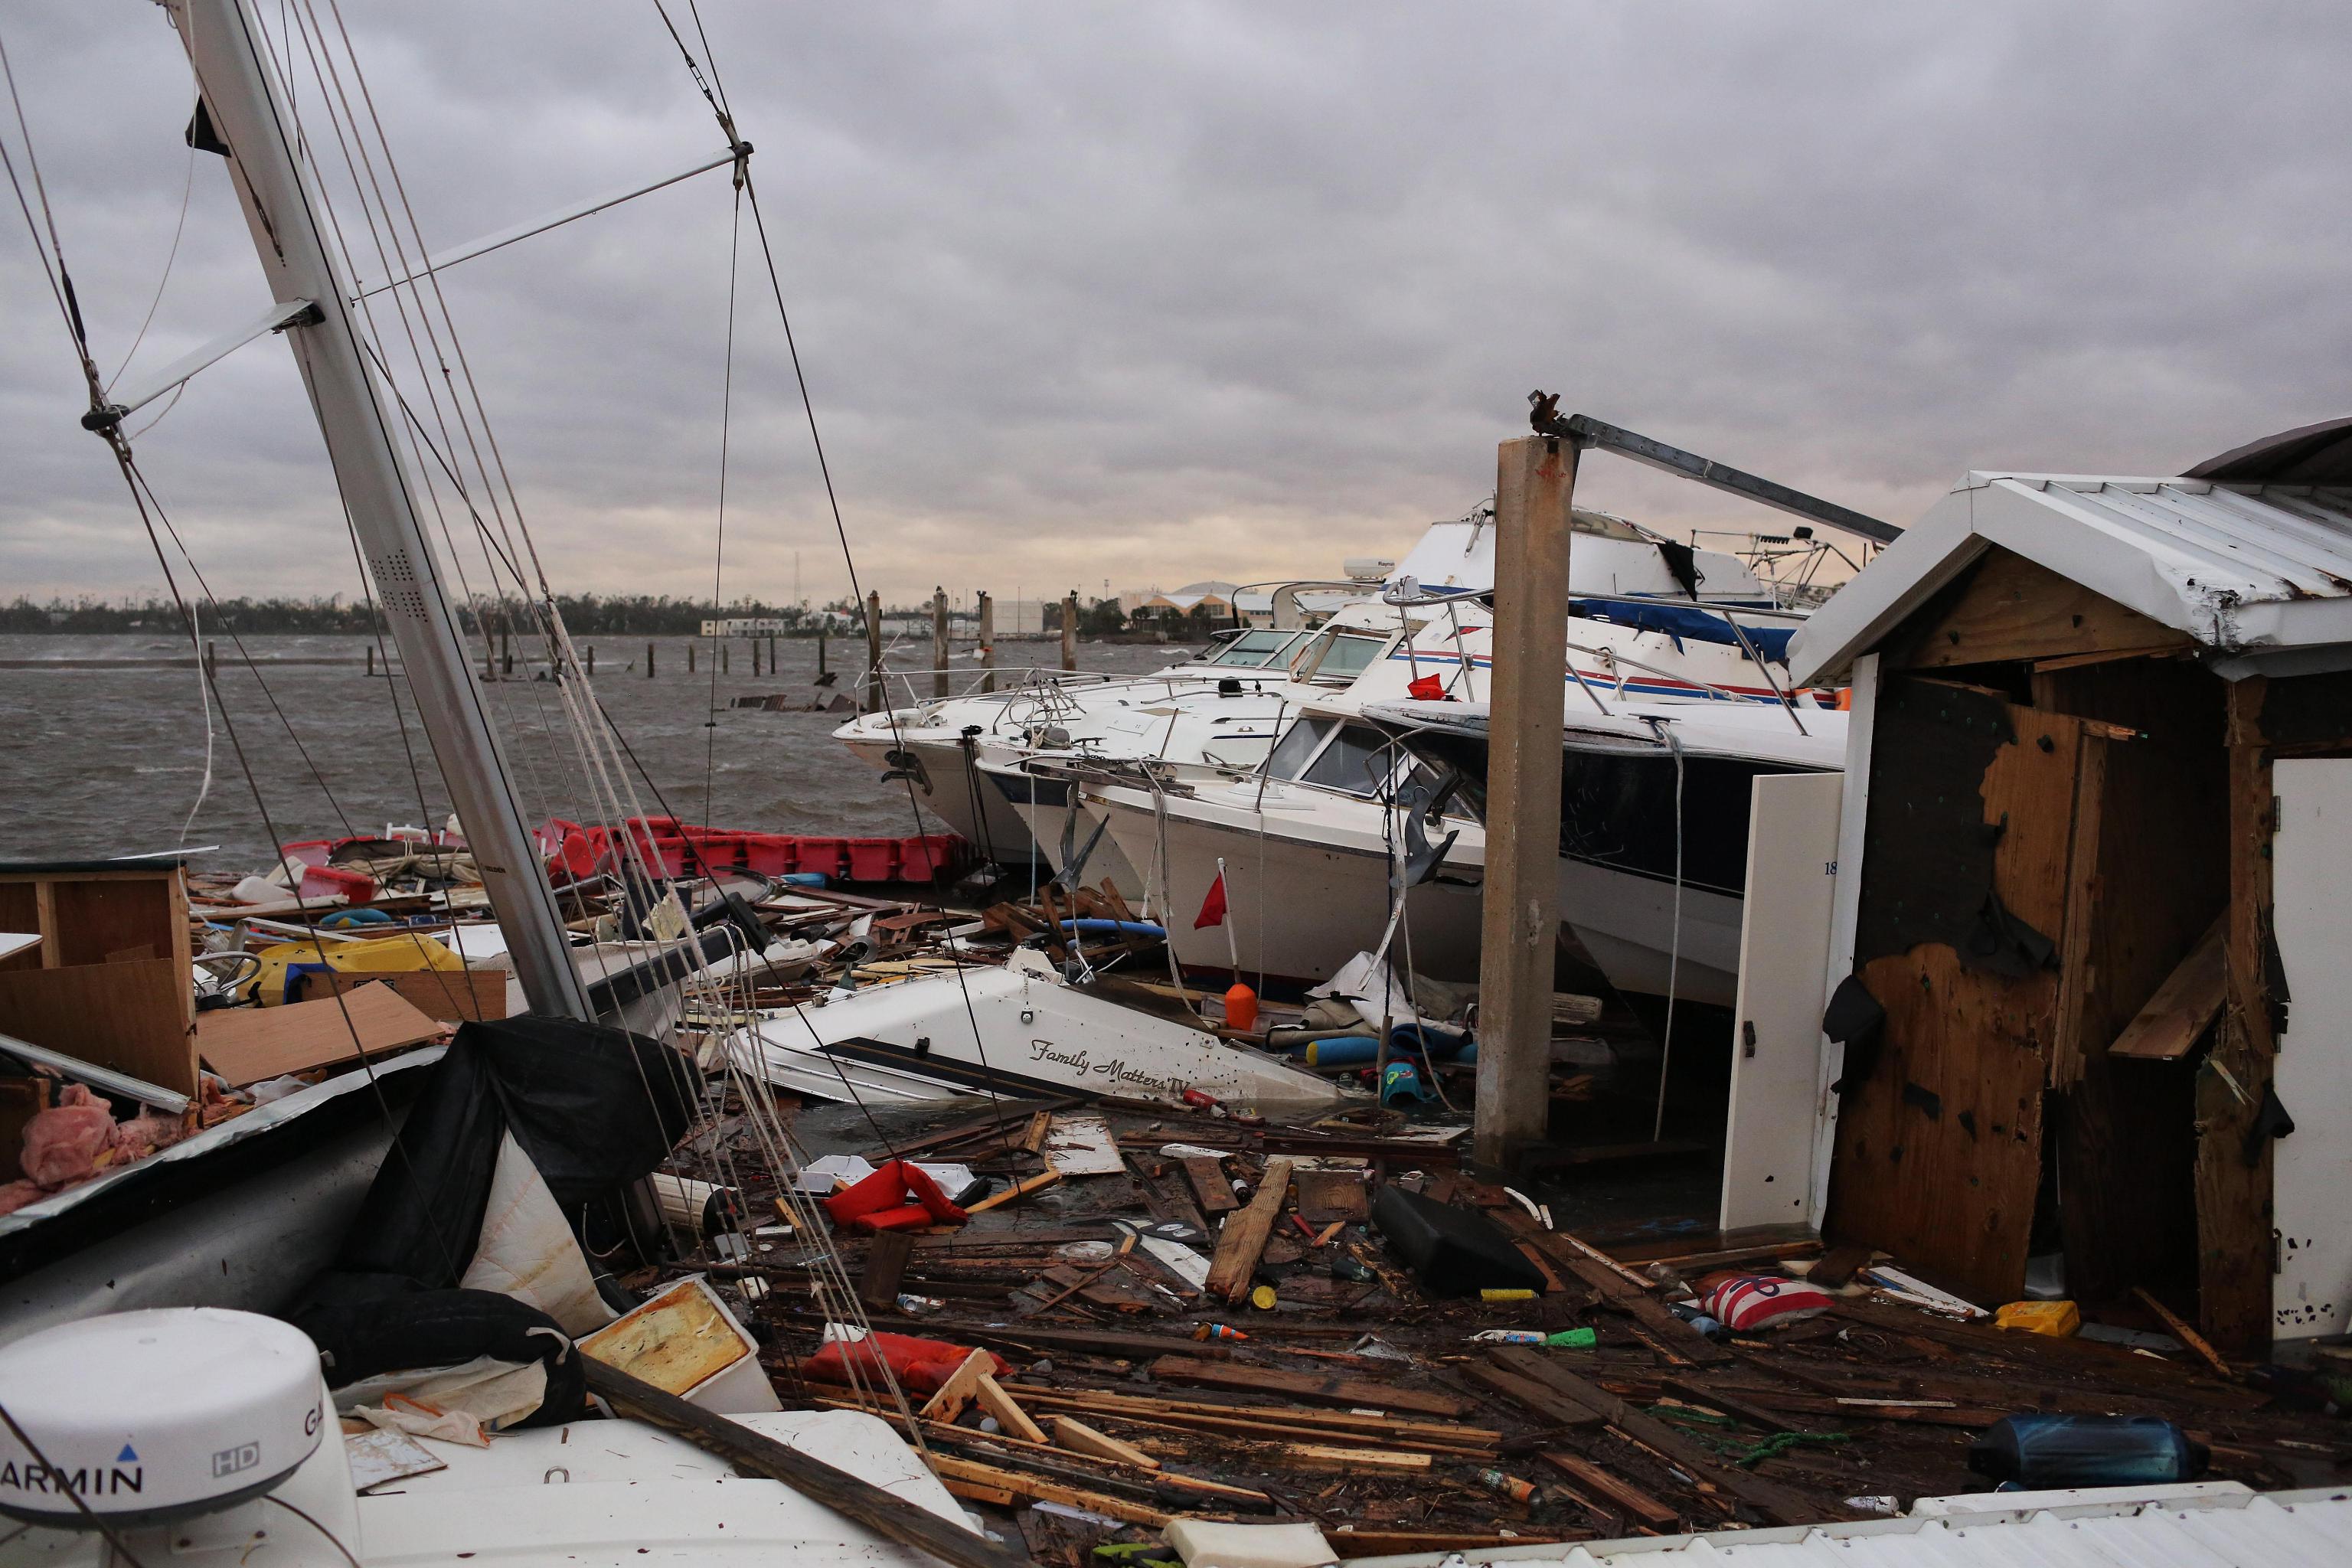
[1647,1404,1854,1468]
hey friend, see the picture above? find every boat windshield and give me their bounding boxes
[1302,724,1400,796]
[1295,630,1390,684]
[1205,629,1306,668]
[1263,717,1334,780]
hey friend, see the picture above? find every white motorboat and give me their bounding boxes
[832,506,1772,864]
[730,947,1348,1112]
[1366,696,1846,1011]
[1080,583,1830,988]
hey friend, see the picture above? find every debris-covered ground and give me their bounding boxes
[644,1089,2352,1560]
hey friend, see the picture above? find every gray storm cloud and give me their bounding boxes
[2,1,2346,608]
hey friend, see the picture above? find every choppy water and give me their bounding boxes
[0,632,1194,871]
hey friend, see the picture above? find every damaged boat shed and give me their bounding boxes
[1779,419,2352,1355]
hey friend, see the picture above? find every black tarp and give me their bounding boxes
[332,1013,698,1286]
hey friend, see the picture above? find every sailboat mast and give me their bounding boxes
[164,0,591,1021]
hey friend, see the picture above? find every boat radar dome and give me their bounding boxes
[0,1309,325,1529]
[1342,557,1396,582]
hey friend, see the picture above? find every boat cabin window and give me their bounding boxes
[1302,724,1397,796]
[1263,717,1334,780]
[1207,629,1304,668]
[1292,629,1390,684]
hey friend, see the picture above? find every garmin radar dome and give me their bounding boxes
[0,1309,325,1529]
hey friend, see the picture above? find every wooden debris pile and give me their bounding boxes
[648,1096,2352,1560]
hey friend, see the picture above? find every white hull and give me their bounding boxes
[995,775,1151,898]
[1089,786,1486,986]
[736,955,1346,1112]
[1560,858,1743,1010]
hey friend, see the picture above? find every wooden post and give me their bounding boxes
[1061,591,1079,672]
[864,590,885,711]
[688,642,697,674]
[2197,676,2278,1354]
[768,632,777,673]
[751,638,760,678]
[722,642,730,675]
[365,644,374,677]
[586,645,595,678]
[1472,435,1577,1171]
[501,631,512,676]
[932,586,950,700]
[978,591,995,694]
[204,640,217,678]
[818,627,828,678]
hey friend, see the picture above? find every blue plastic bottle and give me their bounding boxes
[1968,1414,2209,1488]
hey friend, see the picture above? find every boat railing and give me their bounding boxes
[1554,593,1815,734]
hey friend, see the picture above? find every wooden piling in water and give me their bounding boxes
[932,587,950,700]
[586,645,595,678]
[1061,591,1078,672]
[365,645,374,677]
[864,590,884,712]
[978,591,995,694]
[646,642,655,678]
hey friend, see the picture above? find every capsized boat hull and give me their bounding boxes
[734,956,1346,1112]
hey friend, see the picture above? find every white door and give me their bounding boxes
[1720,772,1844,1233]
[2272,758,2352,1341]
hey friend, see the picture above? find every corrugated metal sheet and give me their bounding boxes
[1357,1485,2352,1568]
[1788,473,2352,684]
[2006,476,2352,603]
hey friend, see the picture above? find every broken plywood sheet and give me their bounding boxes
[194,979,443,1087]
[1294,1166,1368,1225]
[1042,1114,1124,1177]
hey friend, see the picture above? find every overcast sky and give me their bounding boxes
[3,2,2347,613]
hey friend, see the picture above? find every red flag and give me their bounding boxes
[1406,673,1446,701]
[1193,871,1228,929]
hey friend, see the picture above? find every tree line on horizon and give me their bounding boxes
[1,591,1153,636]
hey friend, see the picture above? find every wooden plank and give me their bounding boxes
[2109,918,2226,1060]
[194,981,443,1086]
[2197,679,2276,1355]
[1495,1212,1725,1365]
[2049,730,2111,1091]
[1001,1382,1495,1448]
[973,1372,1047,1445]
[1491,1349,1832,1526]
[579,1354,1027,1568]
[1538,1452,1677,1528]
[1261,1443,1429,1473]
[2132,1285,2235,1381]
[1659,1375,1818,1435]
[919,1349,997,1424]
[963,1169,1060,1214]
[1893,546,2194,672]
[1203,1155,1292,1302]
[1292,1166,1367,1224]
[1182,1155,1239,1215]
[0,956,195,1095]
[1050,1416,1158,1470]
[858,1230,914,1312]
[318,965,508,1023]
[1717,1390,2000,1428]
[1146,1355,1473,1420]
[1460,1360,1606,1429]
[923,1454,1171,1527]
